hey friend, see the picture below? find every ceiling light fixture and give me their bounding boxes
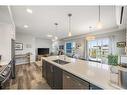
[54,22,58,40]
[55,36,58,40]
[47,34,53,37]
[52,39,55,42]
[97,6,102,29]
[26,8,33,14]
[86,26,95,41]
[68,13,72,37]
[86,35,95,41]
[24,25,28,28]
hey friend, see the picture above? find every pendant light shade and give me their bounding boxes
[86,26,95,41]
[97,21,102,29]
[68,13,72,37]
[68,32,72,37]
[54,22,58,40]
[97,6,102,29]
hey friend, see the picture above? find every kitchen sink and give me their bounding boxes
[52,59,70,65]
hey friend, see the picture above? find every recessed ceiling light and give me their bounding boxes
[86,35,96,41]
[52,39,55,42]
[26,8,33,14]
[55,36,58,40]
[47,34,53,37]
[24,25,28,28]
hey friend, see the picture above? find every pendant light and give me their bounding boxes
[97,6,102,29]
[68,13,72,37]
[54,22,58,40]
[86,26,95,41]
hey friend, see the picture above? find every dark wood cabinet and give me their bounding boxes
[46,62,54,88]
[63,71,89,89]
[42,60,102,90]
[42,60,46,79]
[89,84,102,90]
[42,60,63,89]
[53,66,63,89]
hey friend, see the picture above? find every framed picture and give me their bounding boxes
[15,43,23,50]
[117,42,126,48]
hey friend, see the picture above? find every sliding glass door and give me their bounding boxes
[88,38,109,64]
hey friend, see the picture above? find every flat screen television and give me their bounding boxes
[38,48,49,55]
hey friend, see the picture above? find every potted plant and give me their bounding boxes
[108,54,118,66]
[108,54,119,85]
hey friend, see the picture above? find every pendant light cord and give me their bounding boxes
[68,13,72,35]
[54,22,58,39]
[99,5,100,22]
[55,23,58,32]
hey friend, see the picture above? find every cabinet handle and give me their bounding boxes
[50,66,53,72]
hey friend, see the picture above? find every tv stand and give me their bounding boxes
[36,54,49,61]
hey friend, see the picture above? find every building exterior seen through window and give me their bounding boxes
[88,38,110,64]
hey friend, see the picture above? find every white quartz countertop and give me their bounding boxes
[42,55,124,90]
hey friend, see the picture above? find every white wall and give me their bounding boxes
[0,6,15,64]
[52,41,59,55]
[15,32,52,62]
[59,29,126,59]
[63,38,85,59]
[15,32,36,62]
[35,37,52,55]
[0,24,15,63]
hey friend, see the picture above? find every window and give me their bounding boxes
[65,42,75,54]
[88,38,110,64]
[66,42,72,53]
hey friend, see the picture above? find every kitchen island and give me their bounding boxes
[41,55,122,90]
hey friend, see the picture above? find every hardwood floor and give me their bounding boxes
[5,62,50,89]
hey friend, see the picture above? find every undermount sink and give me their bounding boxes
[52,59,70,65]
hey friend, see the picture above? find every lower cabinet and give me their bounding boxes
[42,60,46,78]
[63,71,89,89]
[53,66,63,89]
[42,60,63,89]
[46,62,54,88]
[42,60,102,90]
[89,84,102,90]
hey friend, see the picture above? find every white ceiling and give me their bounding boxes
[10,6,117,39]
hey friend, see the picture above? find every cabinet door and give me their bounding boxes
[53,66,63,89]
[46,62,54,88]
[63,71,89,89]
[42,60,46,79]
[89,84,102,90]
